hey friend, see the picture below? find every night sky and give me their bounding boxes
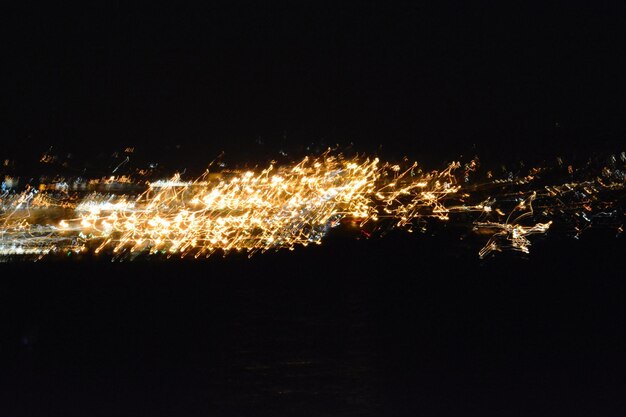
[2,2,626,416]
[5,3,626,162]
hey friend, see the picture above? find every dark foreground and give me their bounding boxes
[1,231,625,416]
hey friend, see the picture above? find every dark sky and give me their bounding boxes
[4,2,626,165]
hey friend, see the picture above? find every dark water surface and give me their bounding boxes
[1,232,626,416]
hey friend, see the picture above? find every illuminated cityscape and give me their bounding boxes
[1,149,623,260]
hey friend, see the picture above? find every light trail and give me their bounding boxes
[0,150,624,260]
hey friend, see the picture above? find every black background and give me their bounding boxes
[4,2,626,164]
[2,2,626,416]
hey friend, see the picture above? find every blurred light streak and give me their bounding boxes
[1,150,624,260]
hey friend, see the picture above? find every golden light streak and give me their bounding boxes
[0,150,624,260]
